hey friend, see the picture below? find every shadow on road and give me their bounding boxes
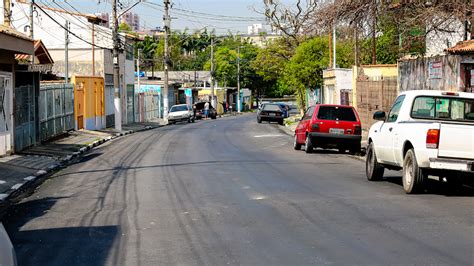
[3,197,119,266]
[383,176,474,197]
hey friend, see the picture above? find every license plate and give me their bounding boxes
[329,128,345,134]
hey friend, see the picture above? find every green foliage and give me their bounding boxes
[118,22,132,33]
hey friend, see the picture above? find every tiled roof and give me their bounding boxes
[0,24,32,41]
[446,40,474,54]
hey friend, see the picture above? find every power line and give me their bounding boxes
[34,3,111,49]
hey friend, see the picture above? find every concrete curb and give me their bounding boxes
[0,124,159,209]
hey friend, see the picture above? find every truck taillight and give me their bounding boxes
[426,129,440,149]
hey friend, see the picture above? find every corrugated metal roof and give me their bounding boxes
[446,40,474,54]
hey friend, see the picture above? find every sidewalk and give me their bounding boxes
[0,122,162,214]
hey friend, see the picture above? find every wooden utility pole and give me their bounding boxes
[371,0,377,65]
[163,0,171,117]
[3,0,11,26]
[210,33,215,108]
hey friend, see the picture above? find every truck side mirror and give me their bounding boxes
[373,111,386,121]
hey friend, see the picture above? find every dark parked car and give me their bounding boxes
[257,103,284,125]
[294,104,362,154]
[194,102,217,119]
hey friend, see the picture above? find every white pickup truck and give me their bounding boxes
[366,90,474,194]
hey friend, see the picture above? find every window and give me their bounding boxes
[303,106,315,120]
[411,96,474,122]
[387,95,406,122]
[170,105,188,112]
[317,106,357,122]
[262,104,282,112]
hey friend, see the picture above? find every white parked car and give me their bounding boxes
[168,104,194,124]
[366,90,474,194]
[0,223,16,266]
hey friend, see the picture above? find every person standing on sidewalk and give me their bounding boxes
[204,101,210,120]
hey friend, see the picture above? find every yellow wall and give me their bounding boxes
[72,76,105,130]
[352,64,398,108]
[198,89,226,114]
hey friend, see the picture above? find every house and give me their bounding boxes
[10,2,136,128]
[0,24,34,156]
[398,40,474,93]
[322,68,353,105]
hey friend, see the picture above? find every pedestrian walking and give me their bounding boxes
[204,101,210,120]
[192,104,197,120]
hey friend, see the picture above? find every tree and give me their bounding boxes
[118,22,132,33]
[135,36,159,77]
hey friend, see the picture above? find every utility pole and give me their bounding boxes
[92,23,95,76]
[64,21,69,84]
[112,0,122,131]
[210,33,215,108]
[163,0,171,118]
[136,48,141,123]
[30,0,34,64]
[237,46,241,113]
[3,0,11,27]
[332,25,336,69]
[371,0,377,65]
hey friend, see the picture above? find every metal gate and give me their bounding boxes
[39,83,74,142]
[0,73,13,156]
[356,77,398,132]
[14,84,36,152]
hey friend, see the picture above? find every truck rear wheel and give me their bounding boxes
[366,142,384,181]
[403,149,426,194]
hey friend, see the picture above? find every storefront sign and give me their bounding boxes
[429,61,442,79]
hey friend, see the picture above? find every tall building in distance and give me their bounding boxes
[247,24,264,35]
[120,12,140,32]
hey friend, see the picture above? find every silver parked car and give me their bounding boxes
[0,223,16,266]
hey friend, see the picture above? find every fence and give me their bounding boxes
[39,83,74,142]
[356,76,398,132]
[136,91,161,122]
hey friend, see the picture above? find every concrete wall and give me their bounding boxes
[49,49,105,78]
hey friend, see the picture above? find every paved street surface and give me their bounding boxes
[3,114,473,265]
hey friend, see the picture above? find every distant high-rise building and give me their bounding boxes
[120,12,140,32]
[247,24,264,35]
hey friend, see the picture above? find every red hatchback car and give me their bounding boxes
[294,104,362,153]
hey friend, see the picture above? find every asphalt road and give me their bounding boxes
[3,114,474,266]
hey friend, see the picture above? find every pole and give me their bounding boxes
[3,0,11,27]
[163,0,171,118]
[237,46,241,113]
[112,0,122,131]
[137,48,141,122]
[210,33,215,108]
[30,0,35,64]
[64,21,69,84]
[333,25,336,69]
[355,20,360,66]
[92,23,95,76]
[371,0,377,65]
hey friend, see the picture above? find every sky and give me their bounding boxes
[47,0,274,34]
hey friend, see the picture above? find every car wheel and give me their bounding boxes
[293,135,302,150]
[278,119,284,125]
[304,134,313,153]
[403,149,426,194]
[366,142,384,181]
[257,117,262,123]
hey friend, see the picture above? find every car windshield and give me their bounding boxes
[170,105,188,112]
[263,104,282,112]
[317,106,357,121]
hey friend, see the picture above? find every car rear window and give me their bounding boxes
[317,106,357,121]
[411,96,474,122]
[263,104,282,112]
